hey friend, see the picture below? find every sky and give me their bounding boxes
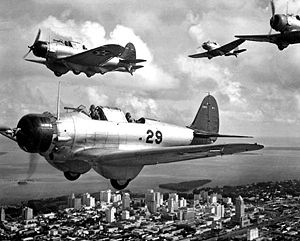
[0,0,300,138]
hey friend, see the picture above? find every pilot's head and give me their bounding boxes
[125,112,131,119]
[90,104,95,111]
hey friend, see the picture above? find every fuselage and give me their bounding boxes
[39,111,196,175]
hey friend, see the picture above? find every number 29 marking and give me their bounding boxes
[146,130,163,144]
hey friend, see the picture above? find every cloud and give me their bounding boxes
[86,87,109,106]
[115,93,158,118]
[176,55,245,106]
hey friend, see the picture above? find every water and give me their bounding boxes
[0,137,299,204]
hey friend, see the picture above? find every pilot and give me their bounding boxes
[96,106,107,120]
[89,104,100,120]
[125,112,134,123]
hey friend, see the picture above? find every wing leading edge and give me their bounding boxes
[75,143,264,167]
[235,34,281,43]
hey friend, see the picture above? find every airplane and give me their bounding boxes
[235,0,300,50]
[0,92,263,190]
[188,39,247,59]
[23,29,146,77]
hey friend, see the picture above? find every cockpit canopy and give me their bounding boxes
[99,106,128,122]
[66,105,128,122]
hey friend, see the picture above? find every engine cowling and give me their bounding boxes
[32,41,48,58]
[270,14,288,32]
[16,114,54,153]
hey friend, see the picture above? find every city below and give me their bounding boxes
[1,179,300,241]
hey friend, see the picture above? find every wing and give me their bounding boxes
[235,34,281,43]
[188,52,212,58]
[62,44,125,66]
[75,143,263,167]
[189,39,245,58]
[214,39,245,53]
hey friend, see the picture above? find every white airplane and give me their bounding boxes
[0,94,263,190]
[188,39,246,59]
[236,0,300,50]
[24,29,146,77]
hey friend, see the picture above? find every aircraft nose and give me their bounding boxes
[202,42,209,50]
[270,14,287,32]
[16,114,54,153]
[32,41,48,58]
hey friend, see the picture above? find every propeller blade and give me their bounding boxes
[268,27,273,35]
[23,49,32,59]
[270,0,275,17]
[34,29,41,45]
[27,153,39,179]
[23,29,41,59]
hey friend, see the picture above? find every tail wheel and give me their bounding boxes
[110,179,130,190]
[64,172,81,181]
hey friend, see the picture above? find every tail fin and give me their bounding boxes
[120,42,136,60]
[189,95,219,144]
[190,95,219,134]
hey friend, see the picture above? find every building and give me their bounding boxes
[223,197,232,205]
[168,198,175,213]
[111,193,122,203]
[235,196,245,219]
[213,203,225,219]
[73,198,82,210]
[209,193,218,204]
[106,206,116,223]
[169,193,179,211]
[22,207,33,220]
[82,193,95,207]
[247,228,259,241]
[183,209,195,220]
[234,196,250,227]
[82,193,90,206]
[122,210,130,220]
[155,191,163,207]
[179,197,187,208]
[1,207,5,222]
[145,189,157,213]
[200,191,209,201]
[68,193,75,208]
[100,189,111,203]
[122,193,131,210]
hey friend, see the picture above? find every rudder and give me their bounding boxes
[190,95,219,134]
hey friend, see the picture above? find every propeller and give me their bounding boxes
[269,0,276,35]
[23,29,41,59]
[271,0,275,17]
[27,153,40,179]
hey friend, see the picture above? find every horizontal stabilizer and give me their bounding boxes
[234,49,247,54]
[120,59,146,64]
[25,59,46,65]
[193,131,252,139]
[131,65,144,70]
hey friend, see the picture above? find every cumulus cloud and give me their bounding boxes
[40,17,179,90]
[115,93,158,118]
[176,55,245,106]
[86,87,109,106]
